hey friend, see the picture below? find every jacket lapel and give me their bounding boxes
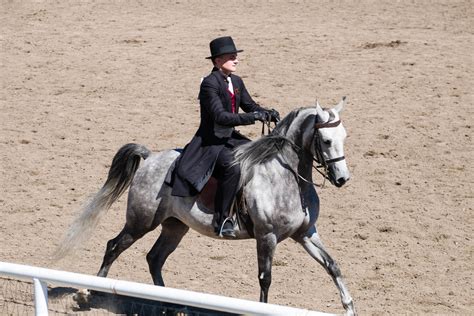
[213,71,232,112]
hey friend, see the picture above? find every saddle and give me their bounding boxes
[164,156,254,238]
[197,177,254,237]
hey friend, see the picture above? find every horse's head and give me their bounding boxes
[237,99,350,189]
[312,97,350,187]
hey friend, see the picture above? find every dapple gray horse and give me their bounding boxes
[56,98,356,315]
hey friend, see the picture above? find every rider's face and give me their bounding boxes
[215,53,239,75]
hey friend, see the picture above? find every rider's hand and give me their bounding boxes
[267,109,280,122]
[253,111,269,122]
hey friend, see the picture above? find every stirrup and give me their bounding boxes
[218,217,236,238]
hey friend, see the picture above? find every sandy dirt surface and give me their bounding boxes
[1,1,473,314]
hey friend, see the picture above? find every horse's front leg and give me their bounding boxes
[256,232,277,302]
[293,227,356,316]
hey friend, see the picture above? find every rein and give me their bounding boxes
[261,117,276,136]
[260,117,345,188]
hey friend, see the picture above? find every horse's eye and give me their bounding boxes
[323,140,332,146]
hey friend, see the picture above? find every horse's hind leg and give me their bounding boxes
[294,228,356,316]
[73,224,148,303]
[146,217,189,286]
[97,224,147,278]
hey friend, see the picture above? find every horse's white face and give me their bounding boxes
[315,98,350,187]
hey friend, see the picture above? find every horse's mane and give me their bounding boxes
[234,108,306,188]
[271,108,301,136]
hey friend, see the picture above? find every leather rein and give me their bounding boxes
[261,117,345,187]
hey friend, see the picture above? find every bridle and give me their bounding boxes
[261,115,346,187]
[312,119,346,175]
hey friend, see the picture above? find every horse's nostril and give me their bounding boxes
[336,178,346,187]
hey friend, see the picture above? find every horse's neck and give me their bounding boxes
[281,121,315,188]
[297,151,313,175]
[275,133,313,188]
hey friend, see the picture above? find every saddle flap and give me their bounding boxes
[197,179,254,238]
[197,177,217,211]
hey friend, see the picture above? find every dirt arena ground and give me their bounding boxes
[1,1,472,314]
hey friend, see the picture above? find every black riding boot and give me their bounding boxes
[214,148,240,238]
[219,217,236,238]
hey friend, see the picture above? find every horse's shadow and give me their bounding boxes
[48,287,238,316]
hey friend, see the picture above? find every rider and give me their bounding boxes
[170,36,279,238]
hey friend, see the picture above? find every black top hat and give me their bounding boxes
[206,36,243,59]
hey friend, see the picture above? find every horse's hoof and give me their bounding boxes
[73,289,91,305]
[344,300,357,316]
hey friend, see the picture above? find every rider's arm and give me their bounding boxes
[200,76,256,127]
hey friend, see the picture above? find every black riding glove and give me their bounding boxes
[267,109,280,122]
[253,111,269,122]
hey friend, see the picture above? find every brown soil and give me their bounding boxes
[1,1,472,314]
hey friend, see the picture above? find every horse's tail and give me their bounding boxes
[53,143,151,260]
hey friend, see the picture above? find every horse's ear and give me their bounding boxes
[316,100,330,122]
[334,96,347,113]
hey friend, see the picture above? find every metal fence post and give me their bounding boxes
[34,278,48,316]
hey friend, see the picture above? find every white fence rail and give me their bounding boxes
[0,261,335,316]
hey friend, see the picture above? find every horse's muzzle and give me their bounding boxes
[334,176,349,188]
[328,161,350,187]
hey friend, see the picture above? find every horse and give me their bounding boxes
[55,97,356,315]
